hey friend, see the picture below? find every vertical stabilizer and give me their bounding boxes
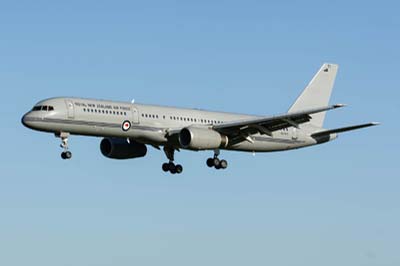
[288,63,338,128]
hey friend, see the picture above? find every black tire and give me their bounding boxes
[61,152,66,160]
[175,164,183,174]
[206,158,214,167]
[168,162,176,172]
[162,163,169,172]
[65,151,72,159]
[215,164,221,170]
[170,167,177,174]
[213,158,220,168]
[220,160,228,169]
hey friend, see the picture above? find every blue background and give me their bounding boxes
[0,1,398,265]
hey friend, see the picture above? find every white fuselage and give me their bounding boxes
[22,97,319,152]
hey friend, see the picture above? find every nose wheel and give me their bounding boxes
[58,132,72,160]
[207,150,228,170]
[162,146,183,174]
[61,151,72,160]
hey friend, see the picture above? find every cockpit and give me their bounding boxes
[31,105,55,111]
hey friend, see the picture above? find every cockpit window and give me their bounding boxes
[31,105,55,112]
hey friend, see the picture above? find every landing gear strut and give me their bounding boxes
[162,146,183,174]
[58,132,72,160]
[207,149,228,170]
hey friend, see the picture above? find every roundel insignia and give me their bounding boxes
[122,120,131,131]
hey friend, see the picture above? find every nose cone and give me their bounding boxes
[21,113,34,129]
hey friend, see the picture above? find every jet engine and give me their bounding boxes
[179,127,228,150]
[100,138,147,159]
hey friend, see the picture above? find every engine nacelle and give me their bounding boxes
[179,127,228,150]
[100,138,147,159]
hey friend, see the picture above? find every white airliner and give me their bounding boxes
[22,63,378,174]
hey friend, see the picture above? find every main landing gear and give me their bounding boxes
[58,132,72,160]
[162,146,183,174]
[207,149,228,170]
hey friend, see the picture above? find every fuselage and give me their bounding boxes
[22,97,318,152]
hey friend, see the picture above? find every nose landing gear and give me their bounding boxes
[207,149,228,170]
[58,132,72,160]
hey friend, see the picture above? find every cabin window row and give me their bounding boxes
[141,113,223,124]
[83,108,127,116]
[142,113,159,119]
[170,116,223,124]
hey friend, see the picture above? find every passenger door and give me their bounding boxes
[65,100,75,119]
[132,108,139,124]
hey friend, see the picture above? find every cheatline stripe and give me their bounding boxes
[24,117,162,132]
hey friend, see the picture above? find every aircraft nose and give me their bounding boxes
[21,114,28,127]
[21,113,33,128]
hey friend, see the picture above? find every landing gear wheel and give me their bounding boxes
[206,150,228,170]
[162,163,169,172]
[213,158,220,167]
[170,166,177,174]
[207,158,214,167]
[219,160,228,169]
[61,151,72,160]
[162,147,183,174]
[175,164,183,174]
[168,162,176,172]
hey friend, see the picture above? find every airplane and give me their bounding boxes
[22,63,378,174]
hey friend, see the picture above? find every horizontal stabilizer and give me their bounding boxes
[311,122,380,138]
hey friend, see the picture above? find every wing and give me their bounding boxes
[213,104,345,145]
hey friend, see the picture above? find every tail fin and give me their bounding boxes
[288,63,339,128]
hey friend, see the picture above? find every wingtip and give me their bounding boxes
[371,122,381,126]
[333,104,347,108]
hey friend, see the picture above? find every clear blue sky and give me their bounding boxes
[0,1,399,265]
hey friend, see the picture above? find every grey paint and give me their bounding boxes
[21,63,378,159]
